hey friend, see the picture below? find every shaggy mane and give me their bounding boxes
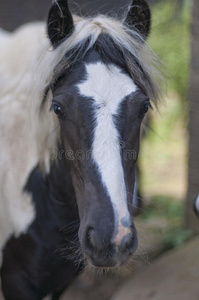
[31,14,162,172]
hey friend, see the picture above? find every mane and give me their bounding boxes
[31,14,162,172]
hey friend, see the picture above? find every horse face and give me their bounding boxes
[47,0,152,267]
[50,52,151,267]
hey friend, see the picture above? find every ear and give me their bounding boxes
[47,0,74,47]
[124,0,151,40]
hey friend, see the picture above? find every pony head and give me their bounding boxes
[33,0,160,267]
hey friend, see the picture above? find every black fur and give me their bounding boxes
[1,160,83,300]
[48,0,74,47]
[1,1,153,298]
[45,33,154,109]
[125,0,151,39]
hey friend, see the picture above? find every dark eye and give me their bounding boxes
[139,101,151,118]
[50,103,65,118]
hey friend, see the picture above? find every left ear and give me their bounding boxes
[47,0,74,48]
[124,0,151,40]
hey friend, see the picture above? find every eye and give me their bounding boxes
[50,103,65,118]
[139,101,151,118]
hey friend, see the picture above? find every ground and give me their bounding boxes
[111,236,199,300]
[61,234,199,300]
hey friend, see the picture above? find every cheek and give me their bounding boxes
[124,160,136,192]
[124,163,136,214]
[121,132,140,203]
[60,122,81,153]
[123,129,141,164]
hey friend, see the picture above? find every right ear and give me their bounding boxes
[47,0,74,48]
[124,0,151,40]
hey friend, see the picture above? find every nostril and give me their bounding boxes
[118,229,138,255]
[85,227,96,251]
[130,233,137,249]
[127,230,138,253]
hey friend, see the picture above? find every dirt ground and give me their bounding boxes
[61,236,199,300]
[0,220,197,300]
[111,236,199,300]
[60,218,166,300]
[0,211,195,300]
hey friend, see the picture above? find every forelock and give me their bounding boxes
[31,13,162,171]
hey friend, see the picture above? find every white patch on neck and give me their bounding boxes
[195,194,199,215]
[77,62,137,244]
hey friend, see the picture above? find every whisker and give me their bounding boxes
[43,124,60,145]
[144,124,164,141]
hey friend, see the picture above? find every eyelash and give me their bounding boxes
[139,101,152,118]
[50,103,65,118]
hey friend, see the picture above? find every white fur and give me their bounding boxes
[0,10,161,298]
[0,11,160,270]
[31,14,160,170]
[0,22,46,268]
[0,86,37,267]
[0,23,45,75]
[77,62,137,244]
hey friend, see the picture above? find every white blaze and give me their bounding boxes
[77,62,137,244]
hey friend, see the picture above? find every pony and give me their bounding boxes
[0,0,161,299]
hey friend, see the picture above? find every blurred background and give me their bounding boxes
[0,0,199,299]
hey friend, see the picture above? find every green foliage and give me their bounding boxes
[149,0,192,102]
[163,227,192,248]
[144,196,184,220]
[139,1,193,251]
[143,196,192,248]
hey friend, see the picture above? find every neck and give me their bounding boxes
[25,153,80,238]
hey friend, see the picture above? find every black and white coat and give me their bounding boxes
[0,0,161,299]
